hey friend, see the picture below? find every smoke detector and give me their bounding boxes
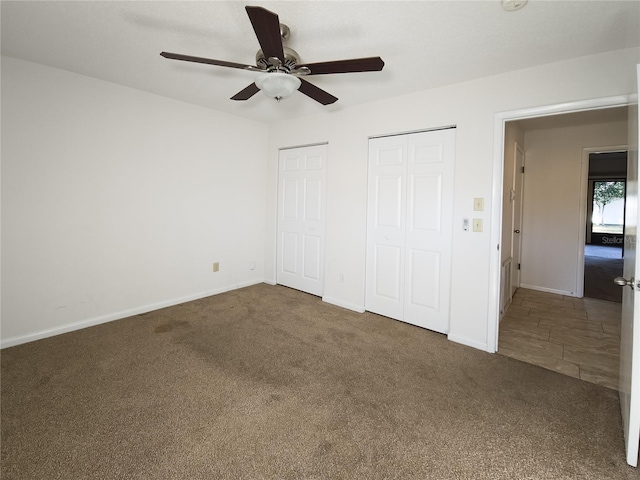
[502,0,528,11]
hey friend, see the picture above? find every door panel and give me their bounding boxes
[366,128,455,334]
[512,144,524,293]
[365,137,406,319]
[282,232,298,274]
[374,244,403,300]
[366,135,407,319]
[620,65,640,467]
[377,145,404,166]
[302,234,321,280]
[407,249,440,309]
[404,130,455,332]
[369,242,404,319]
[304,178,322,221]
[410,175,442,231]
[412,143,443,163]
[376,175,403,227]
[283,178,299,219]
[277,144,327,296]
[306,154,323,170]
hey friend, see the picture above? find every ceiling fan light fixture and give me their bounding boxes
[255,72,301,101]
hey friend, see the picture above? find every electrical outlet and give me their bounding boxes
[339,273,346,283]
[249,261,256,271]
[213,262,220,272]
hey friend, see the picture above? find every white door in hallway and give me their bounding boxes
[366,128,455,334]
[619,65,640,467]
[277,144,327,296]
[512,143,525,294]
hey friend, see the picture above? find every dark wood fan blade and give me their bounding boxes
[160,52,259,71]
[298,79,338,105]
[296,57,385,75]
[245,6,284,61]
[230,83,260,101]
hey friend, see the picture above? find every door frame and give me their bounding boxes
[488,94,634,353]
[577,145,628,298]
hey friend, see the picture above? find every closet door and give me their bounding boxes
[366,129,455,334]
[403,129,455,333]
[277,144,327,296]
[365,136,408,320]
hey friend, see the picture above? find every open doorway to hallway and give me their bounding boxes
[497,107,628,390]
[584,151,627,303]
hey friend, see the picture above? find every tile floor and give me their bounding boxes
[498,288,621,390]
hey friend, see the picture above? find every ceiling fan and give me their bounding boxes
[160,5,384,105]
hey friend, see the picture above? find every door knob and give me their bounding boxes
[614,276,635,289]
[514,229,520,233]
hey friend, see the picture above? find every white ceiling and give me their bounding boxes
[2,1,639,124]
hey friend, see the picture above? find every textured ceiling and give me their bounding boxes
[2,1,639,124]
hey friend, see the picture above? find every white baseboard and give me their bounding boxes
[519,283,575,297]
[322,296,366,313]
[1,280,265,349]
[448,333,489,353]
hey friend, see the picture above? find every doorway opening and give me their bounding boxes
[493,104,629,392]
[584,151,627,303]
[489,96,632,353]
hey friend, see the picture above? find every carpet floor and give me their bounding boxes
[1,283,636,479]
[584,254,623,303]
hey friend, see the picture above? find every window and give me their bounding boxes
[591,180,625,234]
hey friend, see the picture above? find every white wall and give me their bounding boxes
[2,48,638,352]
[266,47,640,351]
[519,120,627,296]
[1,56,269,347]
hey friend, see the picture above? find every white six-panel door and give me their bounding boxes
[366,129,455,334]
[365,136,406,320]
[277,144,327,296]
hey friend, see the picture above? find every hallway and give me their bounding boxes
[498,288,621,390]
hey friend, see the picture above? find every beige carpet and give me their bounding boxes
[1,283,636,479]
[584,254,623,303]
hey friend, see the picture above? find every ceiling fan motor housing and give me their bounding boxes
[256,46,301,72]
